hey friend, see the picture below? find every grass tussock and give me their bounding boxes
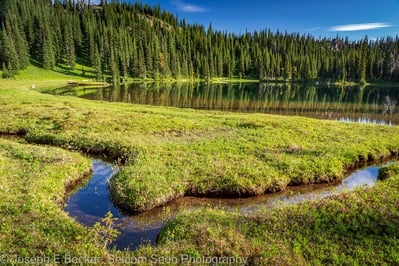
[378,162,399,180]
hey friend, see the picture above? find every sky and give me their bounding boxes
[95,0,399,40]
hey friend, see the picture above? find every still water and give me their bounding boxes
[49,82,399,125]
[65,159,389,251]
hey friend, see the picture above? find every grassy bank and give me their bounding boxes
[1,136,398,264]
[153,162,399,265]
[0,138,104,261]
[1,80,399,211]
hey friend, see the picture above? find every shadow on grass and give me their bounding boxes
[54,64,96,79]
[29,60,97,79]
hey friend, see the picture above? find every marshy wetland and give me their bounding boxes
[1,80,399,264]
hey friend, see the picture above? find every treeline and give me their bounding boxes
[1,0,399,82]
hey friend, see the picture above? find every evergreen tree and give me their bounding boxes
[64,16,76,70]
[0,28,19,75]
[5,14,29,69]
[42,30,56,70]
[2,62,11,78]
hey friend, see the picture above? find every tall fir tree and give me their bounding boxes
[0,28,19,75]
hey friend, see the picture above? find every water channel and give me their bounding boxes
[53,82,398,250]
[64,159,390,251]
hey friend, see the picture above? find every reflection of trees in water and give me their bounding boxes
[75,82,399,124]
[384,95,397,115]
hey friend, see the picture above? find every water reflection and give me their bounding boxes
[65,160,392,251]
[49,82,399,125]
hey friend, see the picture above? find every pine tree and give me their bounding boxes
[1,0,399,82]
[94,45,102,80]
[0,28,19,75]
[5,14,29,69]
[42,31,56,70]
[2,62,11,78]
[64,16,76,70]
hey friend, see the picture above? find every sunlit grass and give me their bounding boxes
[1,81,399,211]
[0,63,100,92]
[1,76,399,264]
[154,163,399,265]
[0,138,100,259]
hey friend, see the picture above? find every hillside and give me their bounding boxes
[1,0,399,83]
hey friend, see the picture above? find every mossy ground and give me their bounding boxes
[1,72,399,264]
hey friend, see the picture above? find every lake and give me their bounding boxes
[49,82,399,125]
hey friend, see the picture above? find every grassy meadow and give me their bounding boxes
[0,138,106,260]
[1,68,399,264]
[1,79,399,211]
[153,162,399,265]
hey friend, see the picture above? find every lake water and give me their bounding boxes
[49,82,399,125]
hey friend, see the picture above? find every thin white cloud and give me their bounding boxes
[173,1,208,13]
[306,26,326,32]
[328,22,392,32]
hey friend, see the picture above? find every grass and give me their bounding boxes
[1,78,399,212]
[153,162,399,265]
[1,70,399,264]
[210,77,260,83]
[334,80,371,87]
[0,138,105,260]
[1,138,398,265]
[0,62,106,92]
[378,162,399,180]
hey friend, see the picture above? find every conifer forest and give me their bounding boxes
[2,0,399,83]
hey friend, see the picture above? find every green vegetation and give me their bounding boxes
[0,138,106,260]
[154,162,399,265]
[1,127,399,265]
[378,162,399,180]
[1,80,399,212]
[1,73,399,263]
[1,0,399,263]
[2,0,399,83]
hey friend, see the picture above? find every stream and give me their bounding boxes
[64,159,389,251]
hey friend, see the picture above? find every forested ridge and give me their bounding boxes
[1,0,399,82]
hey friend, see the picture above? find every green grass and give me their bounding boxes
[1,80,399,211]
[210,77,260,83]
[1,74,399,264]
[153,162,399,265]
[0,64,95,93]
[0,138,104,260]
[378,162,399,180]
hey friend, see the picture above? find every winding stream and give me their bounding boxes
[64,159,390,251]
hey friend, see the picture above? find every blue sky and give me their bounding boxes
[97,0,399,40]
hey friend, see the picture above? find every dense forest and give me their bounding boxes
[1,0,399,82]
